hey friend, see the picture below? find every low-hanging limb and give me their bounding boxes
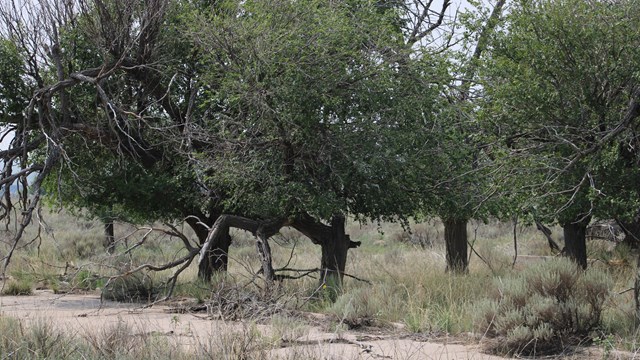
[290,213,361,249]
[100,246,200,306]
[535,220,562,252]
[274,267,371,284]
[198,215,291,283]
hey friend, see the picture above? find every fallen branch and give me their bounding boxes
[275,267,371,285]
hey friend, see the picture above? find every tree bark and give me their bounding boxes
[635,252,640,327]
[256,229,275,285]
[319,215,350,290]
[197,229,231,281]
[186,216,231,281]
[291,213,360,295]
[444,218,469,273]
[104,220,115,254]
[197,215,288,283]
[562,216,591,269]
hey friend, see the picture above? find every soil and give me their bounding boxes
[0,290,621,359]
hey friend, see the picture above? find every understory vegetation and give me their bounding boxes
[1,211,640,358]
[1,0,640,358]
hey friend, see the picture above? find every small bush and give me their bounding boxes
[2,280,33,295]
[328,287,384,328]
[476,258,612,356]
[0,317,72,358]
[72,269,103,291]
[392,226,435,248]
[60,233,102,259]
[83,319,137,357]
[270,314,310,343]
[101,273,156,303]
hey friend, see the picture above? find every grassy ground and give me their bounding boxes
[1,210,639,358]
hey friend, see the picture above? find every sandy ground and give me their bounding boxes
[0,290,526,359]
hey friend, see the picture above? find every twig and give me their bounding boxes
[467,226,495,275]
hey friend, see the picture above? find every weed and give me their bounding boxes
[83,319,138,357]
[270,314,310,343]
[593,333,615,359]
[195,322,267,359]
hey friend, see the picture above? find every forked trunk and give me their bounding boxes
[195,215,288,283]
[197,229,231,281]
[320,215,349,292]
[104,220,115,254]
[187,217,232,281]
[290,213,360,301]
[562,217,590,269]
[444,218,469,273]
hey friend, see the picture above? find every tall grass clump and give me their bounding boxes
[195,323,268,359]
[476,258,612,356]
[0,317,76,359]
[2,279,33,295]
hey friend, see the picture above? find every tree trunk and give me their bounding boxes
[197,228,231,281]
[635,252,640,327]
[196,215,288,282]
[444,218,469,273]
[256,230,275,286]
[320,215,349,292]
[562,217,590,269]
[290,213,360,301]
[186,216,231,281]
[104,220,115,254]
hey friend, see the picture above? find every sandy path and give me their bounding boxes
[0,290,514,359]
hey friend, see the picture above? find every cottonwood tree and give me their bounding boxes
[408,0,507,273]
[0,0,234,279]
[183,0,449,290]
[482,0,640,268]
[0,0,452,292]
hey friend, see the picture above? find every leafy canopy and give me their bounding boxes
[482,0,640,223]
[186,0,446,222]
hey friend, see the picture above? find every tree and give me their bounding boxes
[0,0,233,279]
[412,0,507,273]
[0,0,452,292]
[482,0,640,268]
[185,0,448,289]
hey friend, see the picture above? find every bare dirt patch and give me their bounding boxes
[0,290,521,359]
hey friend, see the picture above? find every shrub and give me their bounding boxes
[101,273,156,303]
[0,317,72,358]
[476,258,612,356]
[2,279,33,295]
[392,225,436,248]
[72,269,103,291]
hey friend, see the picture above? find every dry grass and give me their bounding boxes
[1,210,640,358]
